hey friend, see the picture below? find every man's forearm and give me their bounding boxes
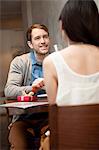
[4,85,32,97]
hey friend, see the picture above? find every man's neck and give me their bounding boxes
[34,52,48,63]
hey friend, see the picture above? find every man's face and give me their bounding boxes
[29,28,50,55]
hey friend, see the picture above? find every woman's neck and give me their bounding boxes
[68,40,83,46]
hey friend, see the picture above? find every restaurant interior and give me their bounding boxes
[0,0,99,149]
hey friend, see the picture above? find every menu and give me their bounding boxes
[0,101,49,109]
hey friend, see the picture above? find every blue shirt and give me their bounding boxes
[30,51,43,82]
[30,51,45,95]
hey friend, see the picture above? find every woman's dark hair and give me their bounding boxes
[26,23,49,42]
[59,0,99,46]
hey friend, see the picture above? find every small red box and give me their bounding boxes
[17,96,37,102]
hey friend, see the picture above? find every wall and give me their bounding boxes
[95,0,99,8]
[0,29,24,91]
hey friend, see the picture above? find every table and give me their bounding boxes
[2,97,48,115]
[0,97,49,149]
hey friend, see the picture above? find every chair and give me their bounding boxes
[0,91,5,97]
[49,104,99,150]
[0,91,10,149]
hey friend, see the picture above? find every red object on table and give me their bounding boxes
[17,96,37,102]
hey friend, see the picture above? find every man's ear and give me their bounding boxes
[27,41,33,49]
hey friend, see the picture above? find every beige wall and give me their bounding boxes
[95,0,99,8]
[0,29,24,91]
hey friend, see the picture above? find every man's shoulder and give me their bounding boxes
[11,52,31,66]
[18,52,30,59]
[13,52,30,62]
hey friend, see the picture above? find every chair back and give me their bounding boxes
[0,91,5,97]
[49,104,99,150]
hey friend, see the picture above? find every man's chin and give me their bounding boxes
[39,50,49,55]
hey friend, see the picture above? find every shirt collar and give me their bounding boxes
[30,51,42,65]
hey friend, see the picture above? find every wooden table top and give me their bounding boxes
[1,97,48,115]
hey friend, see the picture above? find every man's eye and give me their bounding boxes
[44,35,49,39]
[34,37,40,40]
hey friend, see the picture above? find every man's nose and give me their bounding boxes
[40,37,45,43]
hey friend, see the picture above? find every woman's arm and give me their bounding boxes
[43,56,58,105]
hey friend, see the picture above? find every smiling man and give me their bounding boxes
[4,24,50,150]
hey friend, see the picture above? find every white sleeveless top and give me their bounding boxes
[49,52,99,106]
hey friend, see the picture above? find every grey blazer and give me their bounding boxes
[4,53,32,97]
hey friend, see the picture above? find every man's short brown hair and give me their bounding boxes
[26,24,49,42]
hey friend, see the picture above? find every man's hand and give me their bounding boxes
[32,78,44,93]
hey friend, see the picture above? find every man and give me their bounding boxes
[4,24,50,150]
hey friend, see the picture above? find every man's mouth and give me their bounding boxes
[39,45,48,49]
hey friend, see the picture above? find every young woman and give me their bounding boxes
[43,0,99,105]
